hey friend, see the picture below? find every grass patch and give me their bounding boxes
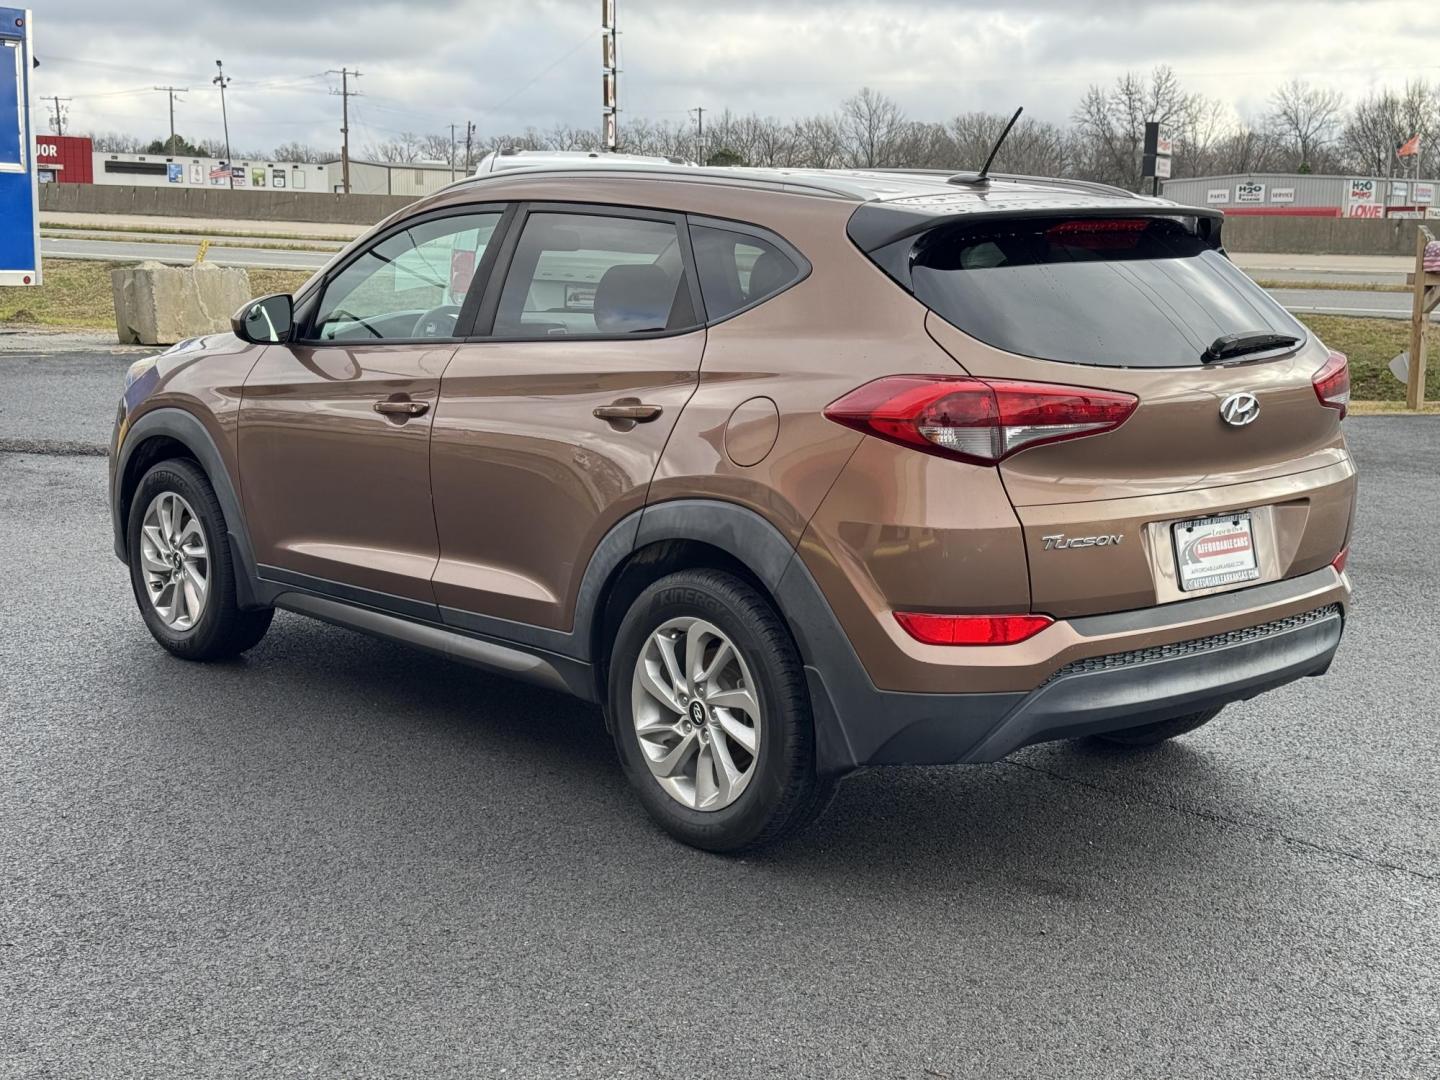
[1296,314,1435,402]
[0,260,312,332]
[1254,279,1409,294]
[1349,400,1440,415]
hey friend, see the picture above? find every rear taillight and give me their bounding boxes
[1313,351,1349,418]
[824,376,1138,465]
[1332,545,1349,574]
[895,612,1054,646]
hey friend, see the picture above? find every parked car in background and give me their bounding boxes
[110,164,1354,852]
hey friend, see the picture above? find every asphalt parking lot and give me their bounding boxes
[1,388,1438,1076]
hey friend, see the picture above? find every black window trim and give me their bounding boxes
[684,214,812,326]
[293,202,517,347]
[468,201,707,343]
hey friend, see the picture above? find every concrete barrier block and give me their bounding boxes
[110,261,251,345]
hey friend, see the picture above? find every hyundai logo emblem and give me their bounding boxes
[1220,392,1261,427]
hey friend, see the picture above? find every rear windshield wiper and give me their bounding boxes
[1202,331,1300,363]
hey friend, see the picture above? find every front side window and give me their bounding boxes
[492,212,693,338]
[311,212,501,342]
[689,224,802,320]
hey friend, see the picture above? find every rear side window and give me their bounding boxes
[492,212,695,338]
[690,224,802,321]
[909,216,1306,368]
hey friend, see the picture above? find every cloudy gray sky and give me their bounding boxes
[38,0,1440,153]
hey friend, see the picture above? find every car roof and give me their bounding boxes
[447,161,1159,208]
[427,162,1212,254]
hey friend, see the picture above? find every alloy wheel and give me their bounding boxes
[630,616,762,811]
[138,491,210,631]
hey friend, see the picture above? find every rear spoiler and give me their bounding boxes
[847,203,1225,289]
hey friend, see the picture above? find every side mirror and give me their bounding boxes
[232,293,294,344]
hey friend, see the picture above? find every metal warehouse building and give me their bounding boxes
[1161,173,1438,219]
[80,151,463,197]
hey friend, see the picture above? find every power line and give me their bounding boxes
[153,86,188,153]
[47,96,71,136]
[327,68,362,195]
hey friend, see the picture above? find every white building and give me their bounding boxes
[90,152,466,197]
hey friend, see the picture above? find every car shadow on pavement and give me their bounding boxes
[192,612,1271,896]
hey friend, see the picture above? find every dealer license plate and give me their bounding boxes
[1172,512,1260,592]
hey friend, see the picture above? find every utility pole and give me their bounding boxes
[48,96,71,136]
[328,67,361,195]
[690,106,705,166]
[213,60,233,189]
[153,86,188,154]
[463,121,475,174]
[450,123,457,180]
[601,0,619,151]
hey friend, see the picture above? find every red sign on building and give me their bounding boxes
[36,135,94,184]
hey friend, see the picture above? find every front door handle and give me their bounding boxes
[593,401,663,423]
[373,399,430,417]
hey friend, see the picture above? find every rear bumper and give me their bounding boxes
[788,565,1348,772]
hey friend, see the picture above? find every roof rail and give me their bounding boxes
[433,162,881,201]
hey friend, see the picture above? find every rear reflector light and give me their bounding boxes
[895,612,1054,646]
[1332,545,1349,574]
[825,376,1139,465]
[1313,351,1350,418]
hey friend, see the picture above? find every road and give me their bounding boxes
[41,235,330,272]
[0,351,1437,1076]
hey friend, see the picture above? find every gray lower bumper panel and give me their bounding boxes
[807,601,1344,771]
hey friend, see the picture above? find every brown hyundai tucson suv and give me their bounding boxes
[110,165,1354,852]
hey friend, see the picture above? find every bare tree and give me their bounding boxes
[1072,66,1204,190]
[839,87,907,168]
[1341,81,1439,177]
[363,132,423,163]
[947,112,1071,175]
[86,131,146,153]
[1268,80,1344,171]
[272,141,336,164]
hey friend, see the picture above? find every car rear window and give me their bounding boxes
[909,216,1306,368]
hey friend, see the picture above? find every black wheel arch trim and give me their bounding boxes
[111,407,263,610]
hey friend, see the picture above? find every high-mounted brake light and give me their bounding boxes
[824,376,1139,465]
[1313,351,1350,418]
[894,612,1054,646]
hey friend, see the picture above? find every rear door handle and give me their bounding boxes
[593,401,663,423]
[373,399,430,417]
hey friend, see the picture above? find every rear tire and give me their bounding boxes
[608,569,833,853]
[1091,706,1223,747]
[126,459,273,661]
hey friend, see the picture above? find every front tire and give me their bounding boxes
[608,569,832,853]
[126,459,273,661]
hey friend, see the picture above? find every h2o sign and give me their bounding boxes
[1235,182,1265,203]
[1348,178,1377,205]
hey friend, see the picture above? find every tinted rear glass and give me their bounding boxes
[909,216,1305,368]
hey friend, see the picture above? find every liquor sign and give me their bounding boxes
[1235,182,1265,204]
[1270,187,1296,204]
[0,8,39,287]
